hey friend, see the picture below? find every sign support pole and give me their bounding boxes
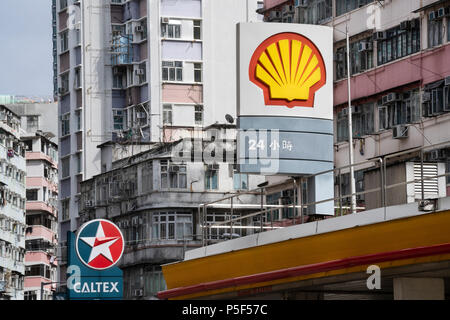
[346,24,357,214]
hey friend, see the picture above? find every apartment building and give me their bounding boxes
[55,0,263,286]
[0,105,27,300]
[257,0,450,212]
[75,125,264,299]
[8,103,59,300]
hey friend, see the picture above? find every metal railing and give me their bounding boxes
[199,141,450,246]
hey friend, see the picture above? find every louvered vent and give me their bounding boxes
[413,162,439,199]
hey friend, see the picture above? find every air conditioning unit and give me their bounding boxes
[358,41,372,52]
[133,289,143,297]
[85,200,94,207]
[382,92,401,104]
[392,125,408,139]
[135,25,143,33]
[135,69,145,75]
[399,20,411,30]
[161,17,170,24]
[373,31,387,41]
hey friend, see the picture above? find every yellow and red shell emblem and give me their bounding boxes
[249,32,326,108]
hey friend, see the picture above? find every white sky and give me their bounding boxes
[0,0,53,97]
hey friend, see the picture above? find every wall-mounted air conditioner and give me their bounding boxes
[392,125,408,139]
[382,92,401,105]
[85,200,94,207]
[135,69,145,75]
[135,25,143,33]
[373,31,387,41]
[161,17,169,24]
[358,41,372,52]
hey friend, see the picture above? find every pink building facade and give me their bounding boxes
[23,134,58,300]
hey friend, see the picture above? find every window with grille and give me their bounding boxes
[193,20,201,40]
[163,104,173,125]
[162,61,183,81]
[160,160,187,189]
[377,20,420,66]
[151,212,192,240]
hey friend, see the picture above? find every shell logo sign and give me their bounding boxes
[249,32,326,108]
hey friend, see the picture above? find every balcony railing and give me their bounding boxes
[200,141,450,246]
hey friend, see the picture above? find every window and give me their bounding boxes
[24,291,37,301]
[161,22,181,39]
[163,104,173,125]
[144,266,166,297]
[337,103,375,142]
[113,73,123,89]
[61,157,70,178]
[448,18,450,42]
[377,20,420,66]
[160,161,187,189]
[162,61,182,81]
[336,37,373,80]
[233,172,248,190]
[297,0,332,24]
[27,116,39,130]
[141,161,153,193]
[193,20,201,40]
[75,111,81,131]
[60,72,69,93]
[61,199,69,221]
[194,105,203,126]
[60,0,68,10]
[336,0,374,16]
[60,30,69,52]
[205,164,219,190]
[194,63,202,83]
[113,109,125,130]
[428,14,442,48]
[137,62,146,84]
[377,89,421,130]
[423,80,450,117]
[151,212,192,240]
[25,264,51,279]
[26,189,38,201]
[60,113,70,136]
[75,153,82,174]
[74,68,81,89]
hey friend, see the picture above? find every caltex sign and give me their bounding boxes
[76,219,125,270]
[67,219,124,300]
